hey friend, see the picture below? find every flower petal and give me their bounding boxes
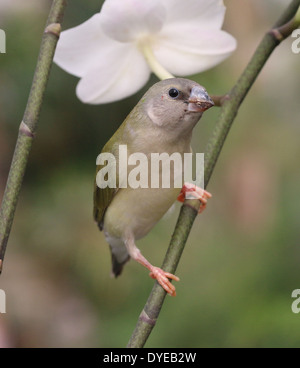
[154,0,236,76]
[161,0,226,30]
[54,13,114,78]
[154,29,237,76]
[76,45,150,104]
[100,0,166,42]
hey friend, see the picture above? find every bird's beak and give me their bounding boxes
[188,86,214,112]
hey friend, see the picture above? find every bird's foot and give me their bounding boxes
[177,183,212,214]
[149,267,179,297]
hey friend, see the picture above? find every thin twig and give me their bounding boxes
[0,0,67,272]
[127,0,300,348]
[210,94,230,107]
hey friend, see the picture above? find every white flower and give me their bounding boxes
[54,0,236,104]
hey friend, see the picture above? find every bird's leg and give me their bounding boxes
[177,182,212,213]
[124,234,179,296]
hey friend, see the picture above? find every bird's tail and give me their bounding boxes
[110,252,130,277]
[103,230,131,277]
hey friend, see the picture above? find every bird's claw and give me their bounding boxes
[177,183,212,214]
[149,267,179,296]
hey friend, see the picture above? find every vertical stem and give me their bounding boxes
[0,0,67,272]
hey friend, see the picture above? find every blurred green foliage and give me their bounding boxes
[0,0,299,348]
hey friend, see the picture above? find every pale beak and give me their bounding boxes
[188,86,214,112]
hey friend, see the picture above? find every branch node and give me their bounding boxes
[45,23,61,38]
[221,94,231,104]
[269,28,284,42]
[19,121,35,138]
[139,309,156,327]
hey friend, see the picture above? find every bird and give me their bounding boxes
[94,78,214,296]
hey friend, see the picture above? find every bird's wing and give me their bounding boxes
[93,142,120,230]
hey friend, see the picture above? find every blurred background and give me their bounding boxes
[0,0,299,348]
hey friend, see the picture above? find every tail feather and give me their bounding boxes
[105,234,130,277]
[111,253,130,277]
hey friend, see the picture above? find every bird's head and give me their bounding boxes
[140,78,214,137]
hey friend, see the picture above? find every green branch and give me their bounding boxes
[127,0,300,348]
[0,0,67,272]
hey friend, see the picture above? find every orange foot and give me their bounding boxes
[177,182,212,214]
[149,267,180,297]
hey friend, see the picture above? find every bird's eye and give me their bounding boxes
[168,88,179,99]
